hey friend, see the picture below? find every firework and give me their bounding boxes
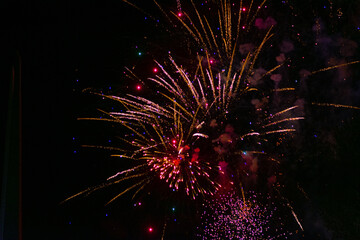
[64,0,303,204]
[69,54,301,203]
[63,0,359,206]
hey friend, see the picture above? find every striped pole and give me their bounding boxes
[1,55,22,240]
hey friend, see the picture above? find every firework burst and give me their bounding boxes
[63,0,305,204]
[63,0,359,207]
[68,54,300,203]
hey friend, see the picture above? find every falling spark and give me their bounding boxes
[312,102,360,110]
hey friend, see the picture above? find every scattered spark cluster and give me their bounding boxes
[197,191,292,239]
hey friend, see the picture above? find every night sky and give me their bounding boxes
[3,0,360,239]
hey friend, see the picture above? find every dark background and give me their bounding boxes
[3,0,360,239]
